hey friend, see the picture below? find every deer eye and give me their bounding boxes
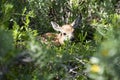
[63,33,66,35]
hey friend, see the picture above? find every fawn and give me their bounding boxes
[40,15,82,45]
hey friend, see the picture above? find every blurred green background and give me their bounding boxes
[0,0,120,80]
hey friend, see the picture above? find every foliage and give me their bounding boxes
[0,0,119,80]
[87,14,120,80]
[86,0,120,80]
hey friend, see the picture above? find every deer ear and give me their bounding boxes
[51,21,62,32]
[71,14,82,28]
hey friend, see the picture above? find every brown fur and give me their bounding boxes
[38,14,82,46]
[40,33,60,46]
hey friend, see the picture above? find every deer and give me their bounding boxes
[39,15,82,46]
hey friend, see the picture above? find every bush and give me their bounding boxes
[86,0,120,80]
[0,0,119,80]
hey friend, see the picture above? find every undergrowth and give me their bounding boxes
[0,0,119,80]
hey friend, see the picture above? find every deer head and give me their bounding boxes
[51,15,82,44]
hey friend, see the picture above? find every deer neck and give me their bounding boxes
[57,33,64,44]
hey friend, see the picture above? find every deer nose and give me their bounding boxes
[70,37,75,41]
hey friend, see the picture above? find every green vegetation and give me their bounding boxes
[0,0,119,80]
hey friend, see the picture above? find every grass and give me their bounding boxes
[2,24,96,80]
[1,0,119,80]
